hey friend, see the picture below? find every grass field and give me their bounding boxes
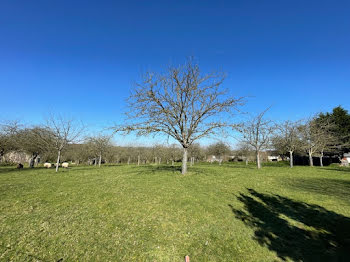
[1,163,350,261]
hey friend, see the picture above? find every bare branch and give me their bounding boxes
[119,59,244,173]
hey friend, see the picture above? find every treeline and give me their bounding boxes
[1,106,349,169]
[272,106,350,167]
[0,123,233,167]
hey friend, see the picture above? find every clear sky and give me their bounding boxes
[0,0,349,145]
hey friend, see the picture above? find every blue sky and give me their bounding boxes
[0,0,349,145]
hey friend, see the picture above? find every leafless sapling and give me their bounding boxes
[45,115,84,172]
[273,120,302,168]
[236,109,274,169]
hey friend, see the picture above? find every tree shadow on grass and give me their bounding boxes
[0,166,45,174]
[229,189,350,261]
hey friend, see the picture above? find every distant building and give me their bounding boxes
[267,155,282,162]
[344,153,350,161]
[341,153,350,166]
[206,155,235,162]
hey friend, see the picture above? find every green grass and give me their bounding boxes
[1,163,350,261]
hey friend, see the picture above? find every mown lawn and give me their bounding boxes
[1,163,350,261]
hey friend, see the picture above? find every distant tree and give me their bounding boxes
[45,115,84,172]
[299,117,335,167]
[236,109,274,169]
[103,145,118,164]
[188,143,205,166]
[151,144,166,165]
[313,119,338,167]
[134,146,144,166]
[124,146,134,165]
[168,144,182,165]
[123,59,243,174]
[86,135,112,167]
[17,127,54,167]
[0,120,22,163]
[63,144,89,164]
[206,141,231,164]
[235,142,254,165]
[317,106,350,154]
[272,120,302,168]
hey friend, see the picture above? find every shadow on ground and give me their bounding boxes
[229,189,350,261]
[0,166,43,174]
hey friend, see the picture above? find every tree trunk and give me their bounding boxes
[158,158,161,165]
[172,160,174,166]
[245,158,248,165]
[137,155,140,166]
[289,151,294,168]
[30,154,38,168]
[320,151,324,167]
[127,156,130,165]
[0,149,4,163]
[256,151,261,169]
[56,150,61,172]
[182,147,188,174]
[99,153,102,167]
[308,151,313,167]
[35,156,39,166]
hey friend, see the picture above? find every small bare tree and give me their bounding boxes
[86,135,112,167]
[206,141,231,165]
[45,115,84,172]
[273,120,302,168]
[187,143,205,166]
[236,109,274,169]
[235,142,253,165]
[122,59,243,174]
[298,117,333,167]
[314,119,338,167]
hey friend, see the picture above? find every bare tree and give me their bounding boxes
[314,119,338,167]
[122,59,243,174]
[86,135,112,167]
[19,127,54,167]
[299,117,334,167]
[273,120,302,168]
[168,143,182,166]
[0,120,22,163]
[45,115,84,172]
[188,143,205,166]
[235,142,253,165]
[206,141,231,165]
[236,109,274,169]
